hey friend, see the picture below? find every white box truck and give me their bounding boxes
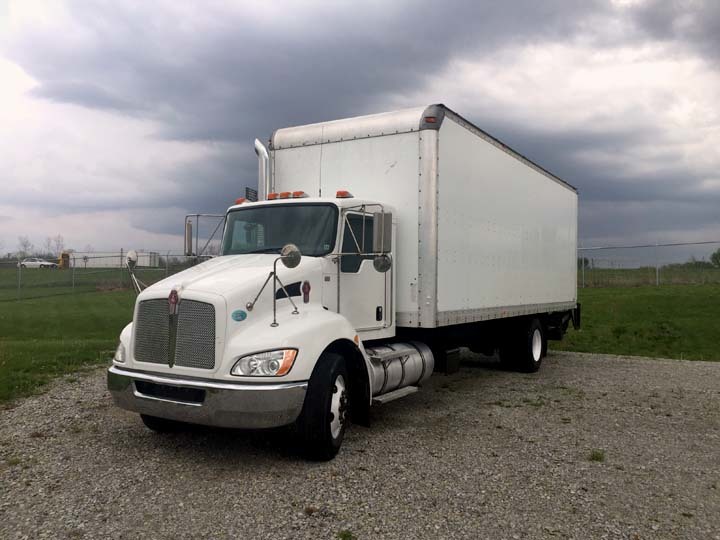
[108,104,580,460]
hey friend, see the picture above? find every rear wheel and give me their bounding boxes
[517,319,545,372]
[499,318,546,373]
[297,352,349,461]
[140,414,187,433]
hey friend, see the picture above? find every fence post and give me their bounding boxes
[119,248,124,288]
[17,262,21,300]
[655,242,659,287]
[72,256,75,291]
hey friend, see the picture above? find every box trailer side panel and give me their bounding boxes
[436,115,578,325]
[272,131,422,318]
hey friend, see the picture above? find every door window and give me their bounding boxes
[341,213,374,273]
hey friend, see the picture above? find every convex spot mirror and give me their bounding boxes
[280,244,302,268]
[126,250,138,270]
[373,254,392,273]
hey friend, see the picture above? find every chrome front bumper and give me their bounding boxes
[107,365,307,429]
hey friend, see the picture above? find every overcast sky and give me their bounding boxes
[1,0,719,256]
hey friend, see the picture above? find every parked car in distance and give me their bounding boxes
[17,258,58,269]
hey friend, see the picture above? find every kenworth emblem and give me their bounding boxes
[167,289,180,367]
[168,289,180,315]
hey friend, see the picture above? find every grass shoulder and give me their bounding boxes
[0,290,134,403]
[554,284,720,361]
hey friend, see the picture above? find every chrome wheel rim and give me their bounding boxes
[532,328,542,362]
[330,374,347,439]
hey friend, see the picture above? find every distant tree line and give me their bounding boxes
[579,248,720,270]
[0,235,78,262]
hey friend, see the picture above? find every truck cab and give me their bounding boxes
[109,192,410,460]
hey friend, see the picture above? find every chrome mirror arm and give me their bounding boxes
[126,263,148,295]
[246,256,301,328]
[246,272,274,312]
[271,257,300,327]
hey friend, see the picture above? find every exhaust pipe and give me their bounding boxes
[254,139,270,201]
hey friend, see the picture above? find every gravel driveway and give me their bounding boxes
[1,351,719,540]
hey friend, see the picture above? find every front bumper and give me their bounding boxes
[107,365,307,429]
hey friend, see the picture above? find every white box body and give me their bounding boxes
[269,105,577,329]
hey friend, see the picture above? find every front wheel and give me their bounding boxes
[297,352,349,461]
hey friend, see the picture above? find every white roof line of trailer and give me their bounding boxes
[270,105,428,150]
[270,104,577,193]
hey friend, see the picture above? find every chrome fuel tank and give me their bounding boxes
[365,341,434,397]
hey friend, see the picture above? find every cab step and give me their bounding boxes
[372,386,419,405]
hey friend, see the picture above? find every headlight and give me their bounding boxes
[113,342,126,363]
[231,349,297,377]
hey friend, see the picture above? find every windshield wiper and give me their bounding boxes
[244,247,284,254]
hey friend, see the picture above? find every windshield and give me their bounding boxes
[222,203,338,256]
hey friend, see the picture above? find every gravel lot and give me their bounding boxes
[1,351,719,540]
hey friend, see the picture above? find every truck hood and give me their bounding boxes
[143,254,320,298]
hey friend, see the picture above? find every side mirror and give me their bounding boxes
[126,250,138,270]
[373,212,392,253]
[184,220,193,256]
[280,243,302,268]
[373,254,392,273]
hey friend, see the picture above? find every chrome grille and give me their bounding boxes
[133,299,216,369]
[175,300,216,369]
[134,300,169,365]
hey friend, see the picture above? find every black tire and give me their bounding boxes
[140,414,187,433]
[516,319,545,373]
[20,264,26,269]
[498,319,546,373]
[297,352,349,461]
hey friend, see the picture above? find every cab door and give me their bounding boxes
[338,212,388,332]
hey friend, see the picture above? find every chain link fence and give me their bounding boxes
[2,240,719,301]
[0,252,208,302]
[578,240,720,288]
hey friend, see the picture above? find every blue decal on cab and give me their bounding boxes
[231,310,247,322]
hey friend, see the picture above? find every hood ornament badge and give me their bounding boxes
[168,289,180,315]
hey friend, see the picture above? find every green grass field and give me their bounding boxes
[0,266,174,301]
[0,290,135,403]
[0,283,717,404]
[554,284,720,361]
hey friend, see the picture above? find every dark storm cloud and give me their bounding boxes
[9,0,611,142]
[481,117,720,242]
[630,0,720,62]
[483,119,720,203]
[5,0,720,245]
[5,0,612,218]
[29,81,139,111]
